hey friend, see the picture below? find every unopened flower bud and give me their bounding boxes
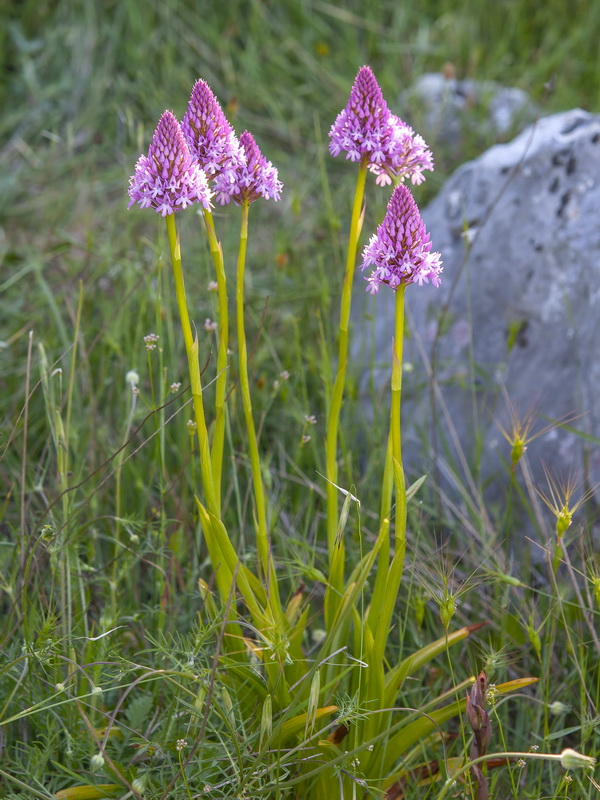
[549,701,569,715]
[132,774,148,793]
[560,748,596,770]
[91,753,105,772]
[439,594,456,629]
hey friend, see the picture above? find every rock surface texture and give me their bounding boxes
[400,72,538,146]
[361,110,600,526]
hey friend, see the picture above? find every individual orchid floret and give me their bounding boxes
[329,66,434,185]
[214,130,283,206]
[181,79,245,185]
[128,110,213,217]
[361,184,442,294]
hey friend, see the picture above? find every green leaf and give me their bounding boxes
[384,624,485,707]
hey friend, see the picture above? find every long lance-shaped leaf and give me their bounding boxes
[320,528,384,693]
[324,492,354,631]
[271,705,338,747]
[361,625,485,778]
[55,788,122,800]
[384,624,486,708]
[195,498,268,625]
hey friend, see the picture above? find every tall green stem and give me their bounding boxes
[236,202,271,584]
[324,162,367,613]
[166,214,218,517]
[372,284,407,658]
[391,283,407,544]
[203,209,228,513]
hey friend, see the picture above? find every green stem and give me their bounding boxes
[391,283,407,544]
[166,214,218,517]
[324,161,367,601]
[203,209,228,513]
[371,285,406,657]
[436,751,578,800]
[236,201,271,583]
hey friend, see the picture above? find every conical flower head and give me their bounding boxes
[128,110,212,216]
[181,79,245,183]
[214,130,283,206]
[329,66,434,185]
[361,184,442,293]
[329,66,393,165]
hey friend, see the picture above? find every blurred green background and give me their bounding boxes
[2,0,599,397]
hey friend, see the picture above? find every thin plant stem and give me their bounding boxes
[165,213,218,517]
[203,208,228,513]
[391,284,407,545]
[113,379,138,609]
[236,201,276,600]
[20,331,33,572]
[436,751,585,800]
[324,161,367,604]
[372,285,407,657]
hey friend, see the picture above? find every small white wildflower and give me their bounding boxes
[530,745,540,752]
[126,370,140,387]
[280,370,290,380]
[187,420,197,432]
[204,318,217,331]
[176,738,187,752]
[273,379,280,390]
[144,333,160,350]
[208,280,218,292]
[132,385,140,396]
[170,381,182,393]
[517,759,527,768]
[367,744,374,751]
[301,434,311,444]
[305,414,317,425]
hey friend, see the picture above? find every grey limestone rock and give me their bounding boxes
[358,110,600,529]
[400,72,538,146]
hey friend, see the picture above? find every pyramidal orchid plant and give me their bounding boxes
[128,108,219,526]
[324,66,434,625]
[125,71,542,800]
[180,80,247,509]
